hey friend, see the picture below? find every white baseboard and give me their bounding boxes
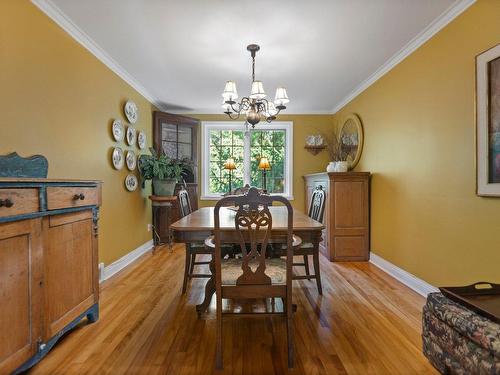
[100,240,154,283]
[369,253,439,297]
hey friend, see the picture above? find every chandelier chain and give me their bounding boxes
[252,55,255,82]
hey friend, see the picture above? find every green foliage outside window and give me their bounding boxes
[209,130,244,193]
[208,129,286,194]
[250,130,285,193]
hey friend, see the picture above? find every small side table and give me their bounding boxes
[149,195,177,252]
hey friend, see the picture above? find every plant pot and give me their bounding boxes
[336,161,349,172]
[152,178,177,196]
[326,162,337,172]
[326,161,349,172]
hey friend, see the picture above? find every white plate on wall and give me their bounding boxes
[126,150,137,170]
[125,174,138,191]
[112,147,124,170]
[137,130,147,150]
[112,119,124,142]
[126,126,137,146]
[124,100,138,124]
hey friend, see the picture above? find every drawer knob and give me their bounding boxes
[0,198,14,208]
[73,193,85,201]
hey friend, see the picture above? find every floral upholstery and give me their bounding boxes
[220,258,287,285]
[422,292,500,375]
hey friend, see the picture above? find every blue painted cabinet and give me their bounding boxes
[0,178,101,374]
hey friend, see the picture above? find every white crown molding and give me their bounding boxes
[31,0,169,112]
[167,108,335,115]
[331,0,476,113]
[100,240,154,282]
[370,253,439,297]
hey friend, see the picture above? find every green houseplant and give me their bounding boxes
[138,147,193,196]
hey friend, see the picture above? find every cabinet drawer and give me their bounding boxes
[0,188,39,218]
[46,187,99,210]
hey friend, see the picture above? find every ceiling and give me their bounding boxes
[35,0,471,114]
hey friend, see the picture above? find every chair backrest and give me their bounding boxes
[178,187,192,218]
[308,186,326,223]
[214,187,294,287]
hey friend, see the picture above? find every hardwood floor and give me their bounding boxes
[27,244,438,375]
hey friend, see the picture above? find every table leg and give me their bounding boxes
[196,254,215,315]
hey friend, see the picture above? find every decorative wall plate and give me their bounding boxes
[112,147,124,170]
[112,119,124,142]
[126,150,137,170]
[137,130,147,150]
[125,174,138,191]
[124,100,138,124]
[126,126,137,146]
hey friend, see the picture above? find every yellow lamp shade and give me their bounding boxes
[258,156,271,170]
[223,158,236,170]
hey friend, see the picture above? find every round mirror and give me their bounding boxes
[340,114,364,170]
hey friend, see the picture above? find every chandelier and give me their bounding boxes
[221,44,289,127]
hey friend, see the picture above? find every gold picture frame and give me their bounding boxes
[340,113,364,170]
[476,43,500,196]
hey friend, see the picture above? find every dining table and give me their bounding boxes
[170,206,325,313]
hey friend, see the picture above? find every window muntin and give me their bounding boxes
[201,122,293,199]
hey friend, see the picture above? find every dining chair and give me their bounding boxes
[289,185,325,294]
[179,187,213,294]
[207,187,298,369]
[180,187,234,294]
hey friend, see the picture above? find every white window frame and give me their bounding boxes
[201,121,294,200]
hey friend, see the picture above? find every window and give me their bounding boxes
[201,121,293,199]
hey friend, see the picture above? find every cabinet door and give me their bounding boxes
[44,210,98,339]
[0,219,43,374]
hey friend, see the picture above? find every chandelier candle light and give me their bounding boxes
[221,44,290,127]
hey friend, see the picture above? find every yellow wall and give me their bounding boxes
[334,0,500,286]
[0,1,153,265]
[190,115,334,211]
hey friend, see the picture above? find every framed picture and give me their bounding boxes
[476,43,500,196]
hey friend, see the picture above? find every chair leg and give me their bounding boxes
[182,245,191,294]
[189,253,196,276]
[303,255,310,276]
[287,317,294,368]
[313,249,323,295]
[216,284,223,369]
[286,300,294,369]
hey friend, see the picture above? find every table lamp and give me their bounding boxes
[258,156,271,193]
[223,158,236,193]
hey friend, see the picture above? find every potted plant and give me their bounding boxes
[325,128,349,172]
[138,147,193,196]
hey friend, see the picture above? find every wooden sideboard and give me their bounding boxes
[304,172,370,261]
[150,182,198,245]
[0,178,101,374]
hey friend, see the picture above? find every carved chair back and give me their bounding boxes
[178,187,192,218]
[214,187,294,287]
[308,186,326,223]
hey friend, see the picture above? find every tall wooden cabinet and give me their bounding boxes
[0,178,101,374]
[304,172,370,261]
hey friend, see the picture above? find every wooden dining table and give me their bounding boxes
[170,206,325,313]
